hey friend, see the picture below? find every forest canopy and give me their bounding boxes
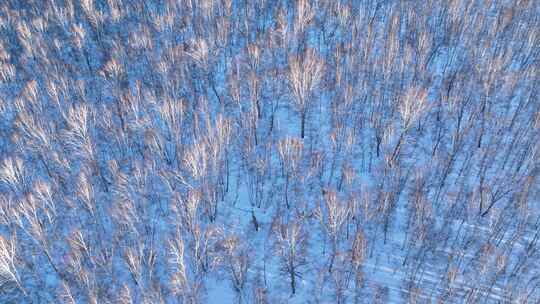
[0,0,538,303]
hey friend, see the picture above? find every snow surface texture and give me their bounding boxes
[0,0,539,303]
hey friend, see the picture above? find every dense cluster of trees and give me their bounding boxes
[0,0,538,303]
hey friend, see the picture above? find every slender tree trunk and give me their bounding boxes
[290,266,296,295]
[301,111,306,139]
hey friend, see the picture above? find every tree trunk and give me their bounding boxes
[290,267,296,295]
[301,112,306,139]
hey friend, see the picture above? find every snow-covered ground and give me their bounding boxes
[0,0,538,303]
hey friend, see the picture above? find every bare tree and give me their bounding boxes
[0,235,26,296]
[314,189,349,273]
[288,48,325,138]
[272,216,308,295]
[219,235,251,303]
